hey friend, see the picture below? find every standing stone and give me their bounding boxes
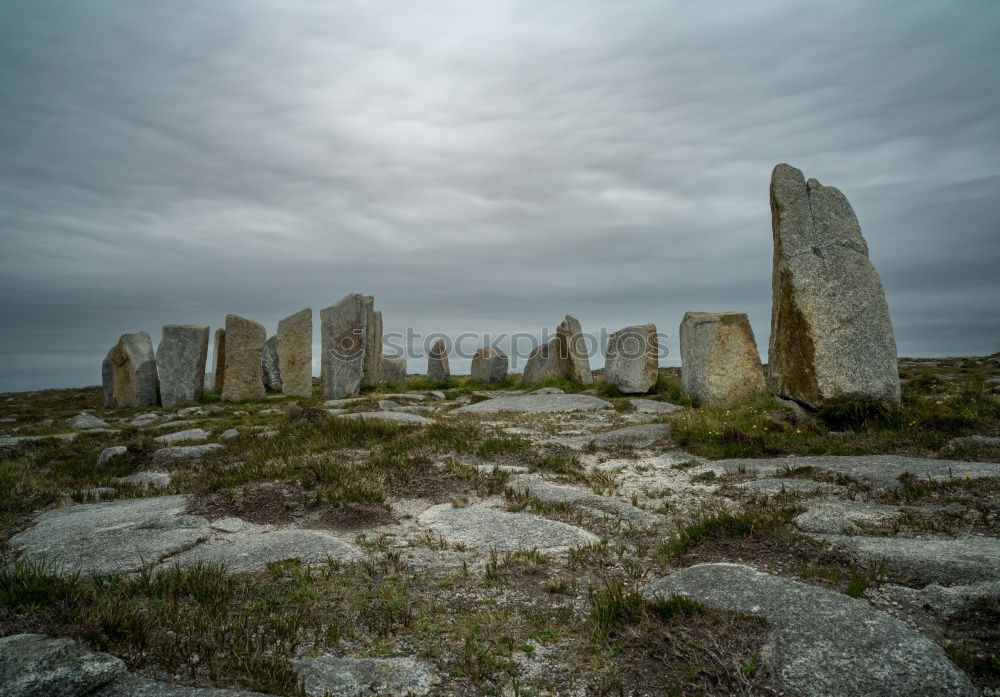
[277,308,312,397]
[155,325,210,408]
[471,347,509,383]
[680,312,764,405]
[427,339,450,383]
[211,328,226,394]
[603,324,658,394]
[320,293,368,400]
[361,304,383,388]
[557,314,593,385]
[380,355,407,384]
[261,335,282,392]
[768,164,900,408]
[221,315,266,402]
[101,347,115,407]
[109,331,159,408]
[522,335,564,384]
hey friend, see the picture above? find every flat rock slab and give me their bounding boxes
[451,394,613,414]
[691,455,999,489]
[381,393,426,402]
[419,504,598,552]
[735,478,848,496]
[339,411,433,425]
[630,398,685,414]
[547,423,671,450]
[509,475,659,525]
[69,413,111,430]
[154,428,210,445]
[644,563,974,697]
[151,444,222,467]
[292,656,438,697]
[0,433,78,446]
[792,499,908,534]
[118,471,172,488]
[9,496,210,576]
[812,534,1000,585]
[162,529,359,573]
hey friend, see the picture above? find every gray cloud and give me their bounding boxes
[2,0,999,391]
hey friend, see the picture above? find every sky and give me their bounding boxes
[2,0,999,392]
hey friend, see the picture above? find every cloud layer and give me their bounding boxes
[2,0,999,391]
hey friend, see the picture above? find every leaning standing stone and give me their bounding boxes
[557,315,593,385]
[680,312,764,405]
[427,339,450,383]
[320,293,368,399]
[603,324,658,394]
[471,347,509,383]
[768,164,900,408]
[522,335,564,384]
[156,325,210,408]
[380,355,407,384]
[221,314,266,402]
[261,335,282,392]
[211,328,226,394]
[277,308,312,397]
[109,331,159,407]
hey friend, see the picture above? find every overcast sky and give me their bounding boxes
[2,1,999,392]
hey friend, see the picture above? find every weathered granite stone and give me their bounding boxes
[680,312,764,405]
[97,446,128,467]
[644,563,974,697]
[0,633,126,697]
[154,428,210,445]
[630,398,684,414]
[545,423,671,450]
[292,655,438,697]
[161,528,359,573]
[339,411,433,425]
[521,335,563,384]
[108,331,159,408]
[321,294,367,399]
[118,471,172,488]
[426,338,450,383]
[260,335,282,392]
[156,325,210,408]
[419,504,599,552]
[221,315,266,402]
[101,347,115,407]
[211,328,226,393]
[69,413,110,430]
[379,355,407,384]
[361,301,383,388]
[557,314,593,384]
[277,308,312,397]
[151,444,223,467]
[768,163,900,407]
[451,393,613,414]
[471,347,508,383]
[603,323,658,394]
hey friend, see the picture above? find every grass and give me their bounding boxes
[661,507,799,559]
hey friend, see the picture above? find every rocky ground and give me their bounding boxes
[0,356,998,697]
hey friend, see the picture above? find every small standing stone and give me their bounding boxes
[426,339,450,383]
[320,293,368,399]
[277,308,312,397]
[380,355,408,384]
[109,331,159,408]
[522,335,563,384]
[211,328,226,394]
[156,325,210,408]
[101,347,115,407]
[768,163,900,407]
[680,312,764,405]
[603,324,658,394]
[221,315,266,402]
[261,335,282,392]
[471,347,508,383]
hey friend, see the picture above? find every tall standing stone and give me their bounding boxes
[603,324,658,394]
[522,335,564,384]
[768,164,900,408]
[156,325,210,408]
[101,347,115,407]
[427,339,450,383]
[261,335,282,392]
[557,315,593,385]
[221,315,266,402]
[109,331,159,408]
[471,347,509,383]
[321,293,368,400]
[680,312,764,405]
[277,308,312,397]
[362,302,383,388]
[211,329,226,394]
[380,355,408,384]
